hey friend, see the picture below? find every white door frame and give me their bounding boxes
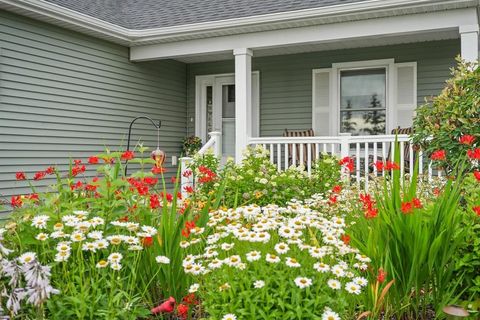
[195,71,260,143]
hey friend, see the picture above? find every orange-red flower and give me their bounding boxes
[33,171,46,181]
[184,185,194,194]
[11,195,22,208]
[88,156,99,164]
[339,156,354,172]
[341,234,351,245]
[150,194,160,209]
[121,150,135,160]
[377,268,387,283]
[412,198,423,209]
[176,304,189,319]
[401,201,413,214]
[459,135,476,145]
[473,206,480,217]
[71,165,86,177]
[332,185,342,193]
[182,170,192,178]
[474,171,480,182]
[15,172,26,180]
[152,166,166,174]
[142,236,153,247]
[45,166,55,175]
[431,150,446,161]
[467,148,480,160]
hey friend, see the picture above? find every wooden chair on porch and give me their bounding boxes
[283,128,316,167]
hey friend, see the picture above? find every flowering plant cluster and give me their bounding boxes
[180,200,370,319]
[2,145,220,319]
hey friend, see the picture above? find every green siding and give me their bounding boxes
[187,39,460,137]
[0,10,187,208]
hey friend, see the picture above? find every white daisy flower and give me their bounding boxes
[18,252,36,264]
[141,225,157,236]
[225,255,242,267]
[96,260,108,268]
[353,277,368,287]
[221,243,234,251]
[188,283,200,293]
[128,245,143,251]
[108,252,123,263]
[156,256,170,264]
[246,250,261,262]
[321,310,341,320]
[54,251,70,262]
[95,239,109,250]
[35,233,49,241]
[285,257,301,268]
[266,253,280,263]
[313,262,330,273]
[294,277,313,289]
[180,240,191,248]
[253,280,265,288]
[70,232,86,242]
[345,282,362,295]
[82,242,97,252]
[56,242,71,252]
[106,235,123,245]
[331,265,346,278]
[274,243,290,254]
[327,279,341,290]
[110,262,122,271]
[31,215,49,229]
[355,254,371,263]
[89,217,105,227]
[278,226,295,238]
[208,259,223,269]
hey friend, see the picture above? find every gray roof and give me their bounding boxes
[44,0,369,30]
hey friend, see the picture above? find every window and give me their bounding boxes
[340,68,386,135]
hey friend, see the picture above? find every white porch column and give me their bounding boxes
[233,48,253,163]
[459,25,479,63]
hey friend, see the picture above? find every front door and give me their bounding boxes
[196,73,259,160]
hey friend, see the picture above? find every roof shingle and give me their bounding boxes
[44,0,369,30]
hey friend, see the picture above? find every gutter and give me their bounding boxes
[0,0,478,46]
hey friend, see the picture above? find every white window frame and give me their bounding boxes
[195,72,260,143]
[312,59,395,136]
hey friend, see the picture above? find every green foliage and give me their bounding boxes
[190,146,341,208]
[412,58,480,171]
[182,136,203,157]
[348,148,468,319]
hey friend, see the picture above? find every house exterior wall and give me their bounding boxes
[0,10,187,210]
[186,39,460,137]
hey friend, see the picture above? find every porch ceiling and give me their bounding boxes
[174,29,461,63]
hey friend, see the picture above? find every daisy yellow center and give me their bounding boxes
[25,257,32,262]
[328,317,335,320]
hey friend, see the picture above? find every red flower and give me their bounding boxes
[33,171,46,181]
[433,188,441,197]
[401,201,413,214]
[473,206,480,217]
[328,195,337,205]
[70,181,83,191]
[176,304,189,319]
[88,156,99,164]
[365,208,378,219]
[181,228,191,238]
[459,135,476,145]
[15,172,26,180]
[339,156,354,172]
[45,166,55,175]
[143,177,158,186]
[136,185,149,196]
[385,161,400,171]
[85,184,97,192]
[332,185,342,193]
[171,176,178,184]
[119,215,129,222]
[182,293,198,305]
[341,234,351,245]
[11,195,23,208]
[467,148,480,160]
[474,171,480,182]
[177,192,182,200]
[121,150,135,161]
[73,159,82,165]
[151,297,175,315]
[182,170,193,178]
[152,166,166,174]
[150,194,160,209]
[412,198,422,209]
[71,165,86,177]
[26,193,39,202]
[142,236,153,247]
[374,161,384,171]
[377,268,387,283]
[184,185,194,194]
[431,150,446,161]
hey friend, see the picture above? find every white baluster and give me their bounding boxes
[270,144,274,164]
[364,143,369,190]
[292,144,297,167]
[277,143,281,172]
[285,144,289,170]
[299,144,304,167]
[356,143,361,184]
[400,141,405,179]
[307,144,312,176]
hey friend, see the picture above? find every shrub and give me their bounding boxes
[413,59,479,171]
[182,136,203,157]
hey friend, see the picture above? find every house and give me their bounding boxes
[0,0,479,202]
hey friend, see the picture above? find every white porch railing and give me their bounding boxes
[179,131,222,198]
[248,134,440,189]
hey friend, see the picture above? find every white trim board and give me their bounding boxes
[130,8,478,60]
[1,0,477,46]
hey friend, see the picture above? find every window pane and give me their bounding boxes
[340,110,386,136]
[340,68,386,110]
[206,86,213,134]
[222,85,235,118]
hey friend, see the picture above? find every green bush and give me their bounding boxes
[412,59,479,171]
